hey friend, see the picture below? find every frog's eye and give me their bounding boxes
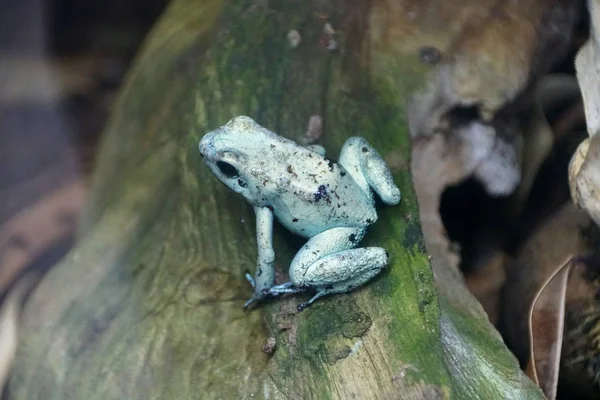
[216,161,239,178]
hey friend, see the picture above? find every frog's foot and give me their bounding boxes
[298,292,328,312]
[245,282,306,310]
[261,283,323,312]
[243,272,271,310]
[338,137,401,205]
[245,271,256,289]
[261,281,307,296]
[243,294,262,310]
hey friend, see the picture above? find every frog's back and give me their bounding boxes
[271,148,377,237]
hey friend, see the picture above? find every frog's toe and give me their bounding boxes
[260,288,281,297]
[297,291,327,312]
[297,301,311,312]
[243,294,263,310]
[262,282,306,297]
[244,271,256,289]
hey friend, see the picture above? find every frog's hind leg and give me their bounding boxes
[263,227,361,298]
[296,247,388,311]
[338,137,401,205]
[263,227,388,310]
[296,260,384,312]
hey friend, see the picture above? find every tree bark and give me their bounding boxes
[9,0,548,399]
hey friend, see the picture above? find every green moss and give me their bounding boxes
[403,221,427,254]
[440,298,544,398]
[295,299,366,364]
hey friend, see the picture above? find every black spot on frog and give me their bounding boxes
[313,184,330,202]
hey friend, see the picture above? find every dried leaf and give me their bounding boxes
[559,252,600,399]
[502,203,591,364]
[527,256,573,399]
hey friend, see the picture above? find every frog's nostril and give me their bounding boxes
[199,130,219,157]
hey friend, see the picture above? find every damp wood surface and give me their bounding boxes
[8,0,549,399]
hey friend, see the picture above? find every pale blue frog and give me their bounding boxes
[199,116,401,311]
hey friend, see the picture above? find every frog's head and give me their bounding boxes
[198,116,276,200]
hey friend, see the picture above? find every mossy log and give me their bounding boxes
[10,0,545,399]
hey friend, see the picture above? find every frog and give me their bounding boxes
[198,116,401,311]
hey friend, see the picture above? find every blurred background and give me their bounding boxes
[0,0,168,300]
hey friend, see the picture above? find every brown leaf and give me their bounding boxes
[527,256,573,399]
[502,202,599,397]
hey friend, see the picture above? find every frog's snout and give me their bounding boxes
[198,138,207,158]
[198,130,218,159]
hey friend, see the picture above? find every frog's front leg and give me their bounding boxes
[244,206,276,309]
[264,227,389,311]
[339,137,401,205]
